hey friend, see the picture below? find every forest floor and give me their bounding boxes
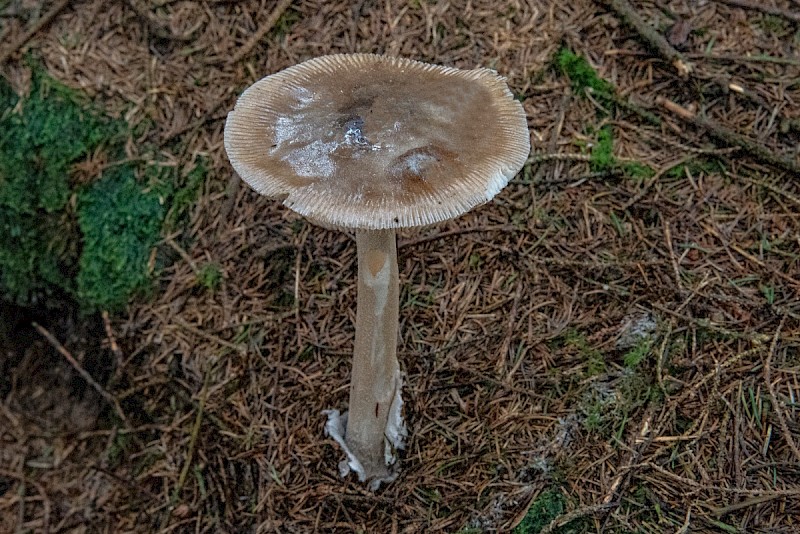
[1,0,799,532]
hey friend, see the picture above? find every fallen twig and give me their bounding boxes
[540,503,616,534]
[717,0,800,23]
[764,317,800,464]
[171,317,247,354]
[399,224,516,249]
[160,106,227,145]
[123,0,198,42]
[712,492,792,518]
[700,220,800,288]
[216,173,243,239]
[597,0,692,76]
[526,152,592,165]
[172,370,210,503]
[0,469,51,534]
[165,236,200,275]
[612,120,740,156]
[102,310,123,360]
[598,0,792,121]
[32,322,129,426]
[656,96,800,175]
[0,0,71,64]
[700,72,771,108]
[687,52,800,67]
[736,173,800,209]
[229,0,294,64]
[102,310,124,386]
[620,155,693,211]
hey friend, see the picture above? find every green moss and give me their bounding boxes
[590,126,615,171]
[581,371,659,438]
[586,354,607,376]
[582,385,617,434]
[590,126,654,179]
[582,400,608,433]
[270,8,301,39]
[196,262,222,291]
[556,48,614,97]
[664,157,721,179]
[623,338,652,368]
[469,252,483,269]
[759,14,789,34]
[77,167,163,311]
[621,161,656,180]
[0,68,121,305]
[760,284,775,305]
[514,489,588,534]
[609,211,626,237]
[557,329,605,373]
[1,65,207,312]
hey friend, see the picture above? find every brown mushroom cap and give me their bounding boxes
[224,54,530,230]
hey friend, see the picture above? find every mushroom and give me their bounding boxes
[224,53,529,488]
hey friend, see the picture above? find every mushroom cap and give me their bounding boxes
[224,54,530,230]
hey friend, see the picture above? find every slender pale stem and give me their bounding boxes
[345,229,401,481]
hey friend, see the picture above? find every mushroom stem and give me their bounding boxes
[346,228,405,482]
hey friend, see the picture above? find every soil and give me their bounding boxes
[1,300,110,426]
